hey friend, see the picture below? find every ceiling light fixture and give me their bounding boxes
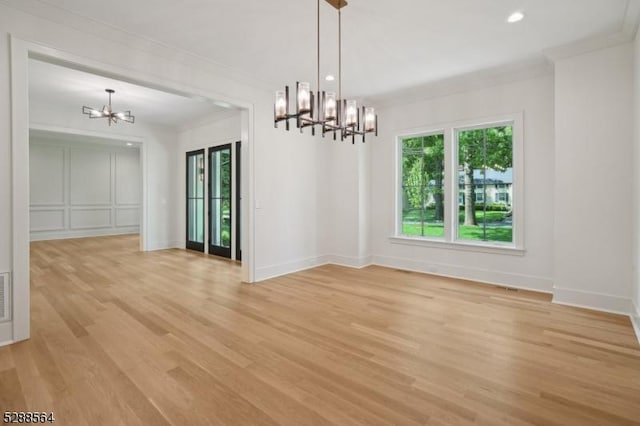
[325,75,335,81]
[507,11,525,23]
[83,89,135,126]
[274,0,377,143]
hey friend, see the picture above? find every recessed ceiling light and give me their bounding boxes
[325,75,335,81]
[126,142,133,146]
[507,11,525,23]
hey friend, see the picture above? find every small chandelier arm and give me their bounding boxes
[274,0,377,143]
[83,89,135,126]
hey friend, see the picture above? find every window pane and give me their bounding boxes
[457,125,513,243]
[187,198,204,243]
[221,198,231,248]
[186,151,204,249]
[210,147,232,250]
[401,134,445,238]
[187,154,204,198]
[221,150,231,199]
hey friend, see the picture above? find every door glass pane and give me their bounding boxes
[210,147,231,250]
[186,151,204,246]
[187,198,204,243]
[210,198,221,246]
[187,155,195,197]
[221,198,231,247]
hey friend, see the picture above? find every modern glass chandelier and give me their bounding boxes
[83,89,135,126]
[274,0,377,143]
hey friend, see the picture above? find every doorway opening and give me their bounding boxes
[8,37,255,345]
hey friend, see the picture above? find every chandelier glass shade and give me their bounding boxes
[273,0,377,143]
[83,89,135,126]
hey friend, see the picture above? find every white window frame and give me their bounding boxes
[393,113,524,255]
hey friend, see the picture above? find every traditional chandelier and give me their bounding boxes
[274,0,377,143]
[83,89,135,126]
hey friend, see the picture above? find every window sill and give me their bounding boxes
[389,236,525,256]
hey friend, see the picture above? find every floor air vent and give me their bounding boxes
[0,273,9,322]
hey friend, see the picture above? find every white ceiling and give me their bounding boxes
[28,59,237,127]
[22,0,638,98]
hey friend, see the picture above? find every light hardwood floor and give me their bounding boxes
[0,235,639,425]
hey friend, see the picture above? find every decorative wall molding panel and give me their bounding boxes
[29,137,141,240]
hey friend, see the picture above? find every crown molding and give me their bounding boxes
[368,57,553,109]
[544,31,632,62]
[545,0,640,62]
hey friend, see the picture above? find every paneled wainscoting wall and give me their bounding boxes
[29,137,141,241]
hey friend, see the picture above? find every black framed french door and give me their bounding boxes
[235,142,242,261]
[208,144,232,258]
[186,149,205,252]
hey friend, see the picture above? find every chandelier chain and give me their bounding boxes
[338,5,342,103]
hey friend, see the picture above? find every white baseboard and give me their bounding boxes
[254,253,552,294]
[632,300,640,345]
[30,228,139,241]
[255,254,374,283]
[370,254,553,293]
[255,256,327,282]
[552,287,634,316]
[323,254,372,269]
[145,240,182,251]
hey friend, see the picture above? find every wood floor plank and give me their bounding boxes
[0,234,638,425]
[0,369,28,411]
[77,334,171,426]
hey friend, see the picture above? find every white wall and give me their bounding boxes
[0,14,12,343]
[252,124,331,279]
[554,43,634,314]
[30,136,140,241]
[370,74,555,292]
[633,33,640,335]
[320,140,372,268]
